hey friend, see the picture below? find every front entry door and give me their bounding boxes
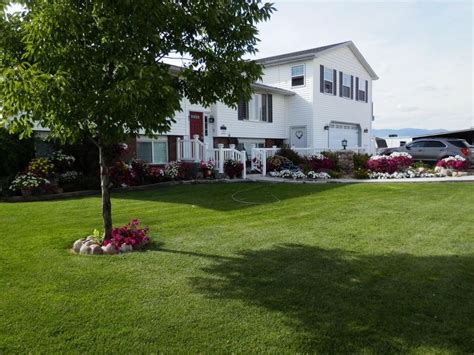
[189,111,204,140]
[290,126,307,148]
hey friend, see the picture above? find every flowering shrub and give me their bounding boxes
[108,161,136,187]
[28,157,55,177]
[102,219,150,251]
[369,169,445,179]
[148,166,165,183]
[224,159,244,178]
[164,161,189,180]
[130,159,149,184]
[367,152,412,174]
[436,155,469,171]
[307,171,331,179]
[9,172,50,191]
[267,156,284,171]
[50,151,75,172]
[59,170,80,184]
[200,159,215,171]
[305,154,333,172]
[269,169,331,180]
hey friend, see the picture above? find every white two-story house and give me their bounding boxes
[34,41,378,163]
[133,40,378,164]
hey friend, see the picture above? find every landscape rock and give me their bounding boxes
[79,244,91,255]
[72,239,84,253]
[102,243,117,255]
[120,243,133,253]
[90,244,104,255]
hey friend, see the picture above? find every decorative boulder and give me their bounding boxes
[102,243,118,255]
[72,239,85,253]
[79,244,91,255]
[90,244,104,255]
[120,243,133,253]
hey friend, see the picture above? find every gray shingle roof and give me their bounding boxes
[256,41,351,64]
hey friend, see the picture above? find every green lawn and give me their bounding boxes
[1,182,473,353]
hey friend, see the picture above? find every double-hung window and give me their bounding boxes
[342,73,351,98]
[324,68,334,94]
[237,100,249,120]
[137,138,168,164]
[357,78,367,101]
[291,65,305,87]
[256,93,273,122]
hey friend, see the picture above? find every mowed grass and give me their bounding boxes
[0,182,473,353]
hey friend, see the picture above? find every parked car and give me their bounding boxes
[380,138,473,165]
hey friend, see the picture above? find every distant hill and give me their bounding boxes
[372,128,448,138]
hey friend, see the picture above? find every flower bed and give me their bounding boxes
[71,219,151,255]
[367,152,412,174]
[435,155,470,172]
[269,169,331,180]
[224,159,244,179]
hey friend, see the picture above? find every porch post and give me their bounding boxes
[241,151,247,180]
[177,137,181,161]
[218,144,224,174]
[250,143,256,171]
[193,134,200,162]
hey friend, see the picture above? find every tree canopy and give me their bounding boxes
[1,0,274,144]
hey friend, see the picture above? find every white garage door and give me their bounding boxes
[329,123,360,149]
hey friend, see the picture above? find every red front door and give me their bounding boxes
[189,111,204,140]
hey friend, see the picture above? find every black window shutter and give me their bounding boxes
[350,75,354,99]
[268,94,273,122]
[365,80,368,103]
[355,77,359,101]
[339,72,343,97]
[237,100,244,120]
[261,94,267,121]
[320,65,324,93]
[333,69,337,95]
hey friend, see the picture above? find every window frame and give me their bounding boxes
[323,67,334,94]
[136,137,168,164]
[291,64,305,87]
[252,93,273,123]
[342,73,351,98]
[357,78,366,101]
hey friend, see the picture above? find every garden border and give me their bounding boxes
[1,178,250,203]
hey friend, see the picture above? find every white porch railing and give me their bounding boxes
[177,135,207,162]
[251,146,367,176]
[176,137,247,179]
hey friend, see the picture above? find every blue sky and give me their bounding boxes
[252,0,473,130]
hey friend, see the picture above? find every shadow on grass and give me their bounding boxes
[188,244,474,353]
[115,182,345,211]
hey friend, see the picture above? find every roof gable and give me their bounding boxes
[257,41,379,80]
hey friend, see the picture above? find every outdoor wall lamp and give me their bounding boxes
[341,139,348,150]
[209,116,215,123]
[220,125,227,131]
[363,128,369,133]
[324,125,329,130]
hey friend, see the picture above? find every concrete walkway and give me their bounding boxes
[247,174,474,184]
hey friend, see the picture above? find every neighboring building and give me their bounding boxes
[36,41,379,164]
[412,128,474,145]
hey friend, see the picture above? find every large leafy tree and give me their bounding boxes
[1,0,274,237]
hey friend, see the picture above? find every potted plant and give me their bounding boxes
[200,159,215,178]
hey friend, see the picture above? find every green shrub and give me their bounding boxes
[0,176,16,197]
[321,151,339,171]
[0,129,35,178]
[353,168,369,179]
[328,170,341,179]
[353,153,370,170]
[276,148,303,164]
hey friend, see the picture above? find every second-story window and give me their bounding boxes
[324,68,334,94]
[291,65,305,87]
[357,78,367,101]
[342,74,351,98]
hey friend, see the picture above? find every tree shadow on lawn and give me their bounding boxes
[114,182,346,211]
[189,244,474,353]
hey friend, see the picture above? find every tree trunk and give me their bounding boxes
[98,143,113,239]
